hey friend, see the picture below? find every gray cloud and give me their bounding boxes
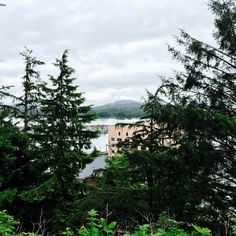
[0,0,215,105]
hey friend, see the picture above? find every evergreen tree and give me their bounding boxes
[141,0,235,232]
[15,48,44,131]
[0,87,17,210]
[22,50,98,232]
[164,0,236,225]
[0,52,45,230]
[99,0,235,234]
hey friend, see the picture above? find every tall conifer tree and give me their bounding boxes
[15,48,44,131]
[25,50,98,231]
[0,50,45,230]
[100,0,236,233]
[136,0,236,231]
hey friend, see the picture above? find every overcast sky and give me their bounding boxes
[0,0,215,106]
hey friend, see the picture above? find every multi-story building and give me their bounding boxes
[108,122,171,156]
[108,124,139,156]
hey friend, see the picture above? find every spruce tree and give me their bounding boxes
[15,47,44,131]
[24,50,98,232]
[101,0,235,233]
[0,51,45,230]
[139,0,236,231]
[0,86,34,223]
[0,87,17,210]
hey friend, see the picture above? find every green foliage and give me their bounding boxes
[231,215,236,235]
[0,189,17,208]
[0,0,236,235]
[62,209,116,236]
[0,113,42,230]
[0,210,38,236]
[0,49,47,232]
[0,210,18,235]
[1,210,236,235]
[192,225,211,236]
[0,50,98,233]
[89,1,236,235]
[153,1,236,230]
[28,50,98,232]
[123,214,212,236]
[15,47,44,131]
[80,209,116,235]
[124,225,198,236]
[61,210,215,236]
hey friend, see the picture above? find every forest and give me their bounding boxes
[0,0,235,235]
[91,100,144,119]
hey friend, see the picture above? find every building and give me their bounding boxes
[108,124,139,156]
[108,122,171,156]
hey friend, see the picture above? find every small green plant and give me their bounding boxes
[124,224,201,236]
[0,210,236,235]
[231,215,236,235]
[0,210,18,236]
[124,224,151,236]
[0,210,38,236]
[192,225,211,236]
[63,209,116,236]
[124,215,212,236]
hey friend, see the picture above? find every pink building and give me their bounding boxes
[108,123,171,156]
[108,124,139,156]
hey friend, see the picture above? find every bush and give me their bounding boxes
[0,210,235,235]
[62,209,116,236]
[0,210,38,236]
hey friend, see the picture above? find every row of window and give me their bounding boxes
[117,132,129,136]
[110,137,124,142]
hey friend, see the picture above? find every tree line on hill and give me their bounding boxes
[0,0,235,235]
[91,100,145,119]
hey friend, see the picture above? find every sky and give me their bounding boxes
[0,0,215,106]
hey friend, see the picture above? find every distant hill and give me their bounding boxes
[92,100,144,118]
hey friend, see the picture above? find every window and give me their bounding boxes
[126,132,128,136]
[117,138,122,142]
[118,132,121,136]
[111,138,115,141]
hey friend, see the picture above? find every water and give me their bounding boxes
[90,118,139,153]
[79,118,139,178]
[90,118,139,126]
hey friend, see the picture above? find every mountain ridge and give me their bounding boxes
[91,100,144,118]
